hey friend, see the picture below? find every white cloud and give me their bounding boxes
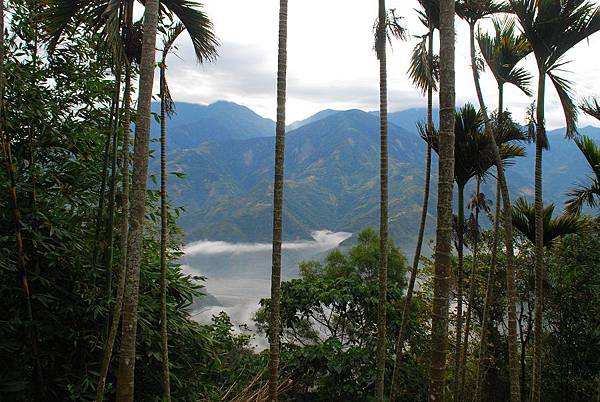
[160,0,600,129]
[184,230,351,256]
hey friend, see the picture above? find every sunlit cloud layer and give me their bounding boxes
[184,230,352,256]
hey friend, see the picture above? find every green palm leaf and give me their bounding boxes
[509,0,600,136]
[513,196,590,248]
[407,35,439,94]
[566,135,600,214]
[477,16,533,96]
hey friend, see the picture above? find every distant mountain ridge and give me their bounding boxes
[151,101,275,148]
[150,101,600,255]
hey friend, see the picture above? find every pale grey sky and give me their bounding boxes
[162,0,600,129]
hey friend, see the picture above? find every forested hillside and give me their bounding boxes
[152,101,600,255]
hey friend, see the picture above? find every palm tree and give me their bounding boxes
[512,197,590,248]
[566,102,600,216]
[76,2,215,399]
[372,4,407,400]
[268,1,288,400]
[426,105,525,400]
[459,178,488,397]
[390,3,438,399]
[508,3,600,400]
[477,16,532,113]
[374,2,389,399]
[95,3,135,400]
[462,115,526,399]
[458,3,530,400]
[158,22,185,402]
[474,17,532,400]
[429,0,456,400]
[114,0,162,399]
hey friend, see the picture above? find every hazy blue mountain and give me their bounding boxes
[371,107,440,133]
[151,100,275,149]
[287,109,341,131]
[151,101,600,255]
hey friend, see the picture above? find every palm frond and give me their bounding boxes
[417,121,438,148]
[513,196,589,248]
[505,66,533,96]
[42,0,117,55]
[565,181,600,215]
[580,97,600,122]
[575,135,600,177]
[414,0,441,32]
[477,16,533,96]
[510,0,600,137]
[407,35,438,94]
[160,0,218,63]
[457,0,509,23]
[548,70,578,137]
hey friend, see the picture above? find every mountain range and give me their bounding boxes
[150,100,600,255]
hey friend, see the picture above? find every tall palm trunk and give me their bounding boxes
[530,67,546,402]
[390,25,434,402]
[92,88,119,273]
[468,21,520,402]
[159,54,171,402]
[95,64,133,402]
[104,66,122,337]
[429,0,456,400]
[95,1,134,395]
[268,1,288,400]
[460,176,481,396]
[375,1,389,400]
[115,0,160,399]
[453,184,465,401]
[473,81,505,402]
[1,3,43,396]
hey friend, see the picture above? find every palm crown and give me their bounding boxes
[477,16,532,96]
[509,0,600,135]
[425,104,526,188]
[43,0,218,64]
[513,197,590,248]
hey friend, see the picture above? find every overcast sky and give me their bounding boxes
[162,0,600,129]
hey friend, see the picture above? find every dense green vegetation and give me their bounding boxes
[2,0,600,401]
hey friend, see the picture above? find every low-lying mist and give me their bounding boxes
[182,230,351,348]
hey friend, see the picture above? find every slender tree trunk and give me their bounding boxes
[115,0,160,399]
[95,0,134,393]
[159,58,171,402]
[530,67,546,402]
[468,22,520,402]
[390,26,434,402]
[95,63,133,402]
[268,1,288,400]
[473,179,500,402]
[375,1,389,400]
[104,66,123,338]
[474,81,505,402]
[453,185,465,402]
[460,177,481,396]
[93,87,119,274]
[429,0,456,400]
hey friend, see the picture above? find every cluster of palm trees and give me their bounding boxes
[266,0,600,400]
[390,1,600,402]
